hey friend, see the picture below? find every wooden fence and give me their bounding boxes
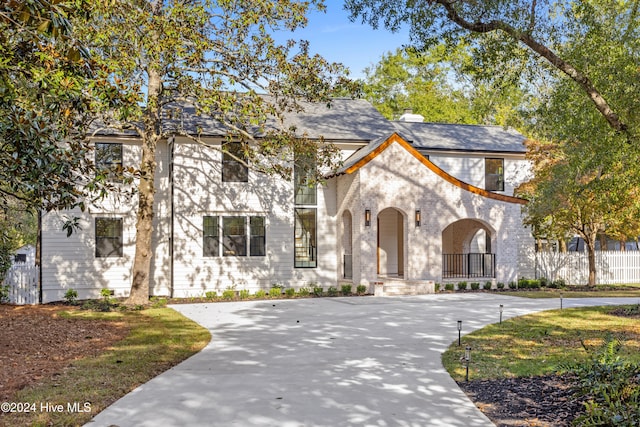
[2,265,39,304]
[535,251,640,285]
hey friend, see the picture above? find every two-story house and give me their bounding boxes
[40,99,533,302]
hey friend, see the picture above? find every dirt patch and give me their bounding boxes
[459,374,585,427]
[0,304,128,402]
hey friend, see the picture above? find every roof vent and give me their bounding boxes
[398,109,424,123]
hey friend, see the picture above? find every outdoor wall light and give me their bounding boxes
[499,304,504,324]
[457,320,462,346]
[365,209,371,227]
[415,209,421,227]
[464,346,472,381]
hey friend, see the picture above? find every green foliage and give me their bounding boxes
[149,296,167,308]
[297,287,310,297]
[285,288,295,297]
[205,291,217,300]
[100,288,113,300]
[483,281,492,290]
[312,286,324,297]
[518,278,541,289]
[508,281,517,290]
[496,282,505,290]
[269,287,282,298]
[457,281,468,291]
[341,284,352,295]
[222,287,236,300]
[327,286,338,297]
[560,337,640,426]
[445,283,455,291]
[239,289,250,300]
[0,284,10,303]
[470,282,480,290]
[64,289,78,305]
[254,289,266,299]
[356,284,367,295]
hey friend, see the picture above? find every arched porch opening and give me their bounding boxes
[442,219,496,279]
[377,207,406,278]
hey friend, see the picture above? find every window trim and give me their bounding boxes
[95,142,123,182]
[222,142,249,183]
[485,157,505,192]
[294,208,317,268]
[95,217,123,258]
[250,216,266,257]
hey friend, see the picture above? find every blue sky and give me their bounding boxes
[276,0,411,79]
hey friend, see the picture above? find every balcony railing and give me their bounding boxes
[343,254,353,279]
[442,253,495,279]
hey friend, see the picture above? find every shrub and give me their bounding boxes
[150,296,167,308]
[100,288,113,301]
[518,277,541,289]
[239,289,250,299]
[313,286,324,297]
[254,289,266,298]
[483,281,492,290]
[222,287,236,300]
[496,282,505,290]
[552,278,567,289]
[560,337,640,426]
[205,290,217,299]
[457,281,468,291]
[268,287,282,298]
[285,288,296,297]
[470,282,480,290]
[434,283,441,292]
[0,284,9,303]
[297,287,310,297]
[341,284,352,295]
[327,286,338,297]
[445,283,455,291]
[356,284,367,295]
[508,281,517,289]
[538,277,549,288]
[64,289,78,305]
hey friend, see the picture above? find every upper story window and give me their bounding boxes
[203,215,266,257]
[95,142,123,182]
[95,218,123,258]
[485,158,504,192]
[294,152,317,205]
[222,142,248,182]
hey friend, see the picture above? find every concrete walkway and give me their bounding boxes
[87,294,639,427]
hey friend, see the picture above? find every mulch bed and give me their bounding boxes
[459,374,586,426]
[0,304,128,402]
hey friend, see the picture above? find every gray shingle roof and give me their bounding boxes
[392,121,527,153]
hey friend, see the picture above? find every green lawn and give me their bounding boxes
[442,305,640,382]
[3,307,210,427]
[498,284,640,299]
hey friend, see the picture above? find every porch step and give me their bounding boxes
[374,279,435,297]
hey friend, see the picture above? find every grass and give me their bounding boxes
[4,308,210,427]
[500,283,640,299]
[442,305,640,382]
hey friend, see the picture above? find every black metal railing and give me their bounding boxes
[442,253,495,278]
[343,254,353,279]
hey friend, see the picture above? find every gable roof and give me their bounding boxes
[333,133,527,205]
[392,121,527,153]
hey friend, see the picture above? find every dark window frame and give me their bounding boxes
[294,208,317,268]
[294,152,317,205]
[95,142,123,182]
[95,217,123,258]
[223,216,247,256]
[250,216,266,256]
[485,158,505,192]
[222,142,249,183]
[203,216,220,257]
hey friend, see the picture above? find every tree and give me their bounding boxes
[75,0,355,304]
[362,44,530,127]
[345,0,631,136]
[516,1,640,285]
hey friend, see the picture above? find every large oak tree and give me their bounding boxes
[75,0,355,304]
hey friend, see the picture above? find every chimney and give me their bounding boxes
[398,108,424,122]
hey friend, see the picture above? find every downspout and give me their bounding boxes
[168,135,175,298]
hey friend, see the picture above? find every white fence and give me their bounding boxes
[2,265,39,304]
[535,251,640,285]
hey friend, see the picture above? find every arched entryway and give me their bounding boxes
[377,208,405,277]
[442,219,495,279]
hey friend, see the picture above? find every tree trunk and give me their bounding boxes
[584,233,598,287]
[127,67,162,305]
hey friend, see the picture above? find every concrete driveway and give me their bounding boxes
[87,293,639,427]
